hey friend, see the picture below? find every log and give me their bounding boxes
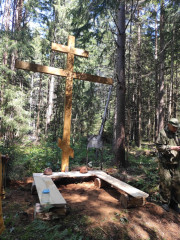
[34,203,66,220]
[119,189,146,208]
[94,178,109,188]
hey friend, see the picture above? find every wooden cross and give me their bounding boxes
[15,35,113,172]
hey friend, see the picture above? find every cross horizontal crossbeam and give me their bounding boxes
[15,61,113,85]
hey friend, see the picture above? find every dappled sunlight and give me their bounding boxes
[128,223,151,240]
[56,181,180,240]
[57,182,122,218]
[126,205,180,239]
[2,179,180,240]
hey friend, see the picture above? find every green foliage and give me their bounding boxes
[0,86,31,146]
[0,135,114,179]
[1,219,84,240]
[1,141,61,179]
[127,152,159,196]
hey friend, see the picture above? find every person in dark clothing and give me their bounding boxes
[156,118,180,213]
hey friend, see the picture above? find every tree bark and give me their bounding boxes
[154,5,159,141]
[158,0,165,132]
[36,75,42,140]
[114,2,126,167]
[135,10,142,148]
[15,0,24,30]
[45,53,55,135]
[170,29,175,117]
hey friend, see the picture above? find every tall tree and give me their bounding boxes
[135,8,142,148]
[158,0,165,131]
[114,1,126,167]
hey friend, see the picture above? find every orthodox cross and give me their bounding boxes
[15,35,113,172]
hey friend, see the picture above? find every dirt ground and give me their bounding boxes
[2,175,180,240]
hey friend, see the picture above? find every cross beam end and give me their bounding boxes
[74,72,113,85]
[15,60,67,77]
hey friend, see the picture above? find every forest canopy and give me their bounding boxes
[0,0,179,172]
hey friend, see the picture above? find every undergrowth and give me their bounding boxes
[0,137,114,180]
[0,139,160,240]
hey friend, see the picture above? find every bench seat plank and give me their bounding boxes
[95,171,149,198]
[33,176,66,206]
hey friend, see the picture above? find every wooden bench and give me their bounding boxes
[93,171,149,208]
[33,175,67,219]
[32,170,149,218]
[33,175,66,207]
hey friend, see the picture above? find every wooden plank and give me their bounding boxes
[52,43,89,58]
[33,176,66,207]
[73,72,113,85]
[15,60,68,77]
[15,61,113,86]
[95,172,149,199]
[33,171,99,179]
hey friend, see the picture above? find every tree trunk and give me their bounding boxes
[126,0,133,163]
[45,52,56,135]
[170,29,175,117]
[135,11,142,148]
[154,6,159,141]
[99,86,112,137]
[114,2,126,167]
[36,75,42,140]
[2,0,11,31]
[173,64,178,117]
[158,0,165,132]
[15,0,24,30]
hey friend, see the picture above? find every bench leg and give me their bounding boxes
[120,192,146,208]
[34,203,67,220]
[94,178,109,188]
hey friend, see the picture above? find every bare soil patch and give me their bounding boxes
[1,176,180,240]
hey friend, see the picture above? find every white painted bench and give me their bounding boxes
[33,175,66,207]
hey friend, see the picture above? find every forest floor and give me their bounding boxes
[1,167,180,240]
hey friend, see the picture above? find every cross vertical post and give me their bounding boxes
[61,36,75,172]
